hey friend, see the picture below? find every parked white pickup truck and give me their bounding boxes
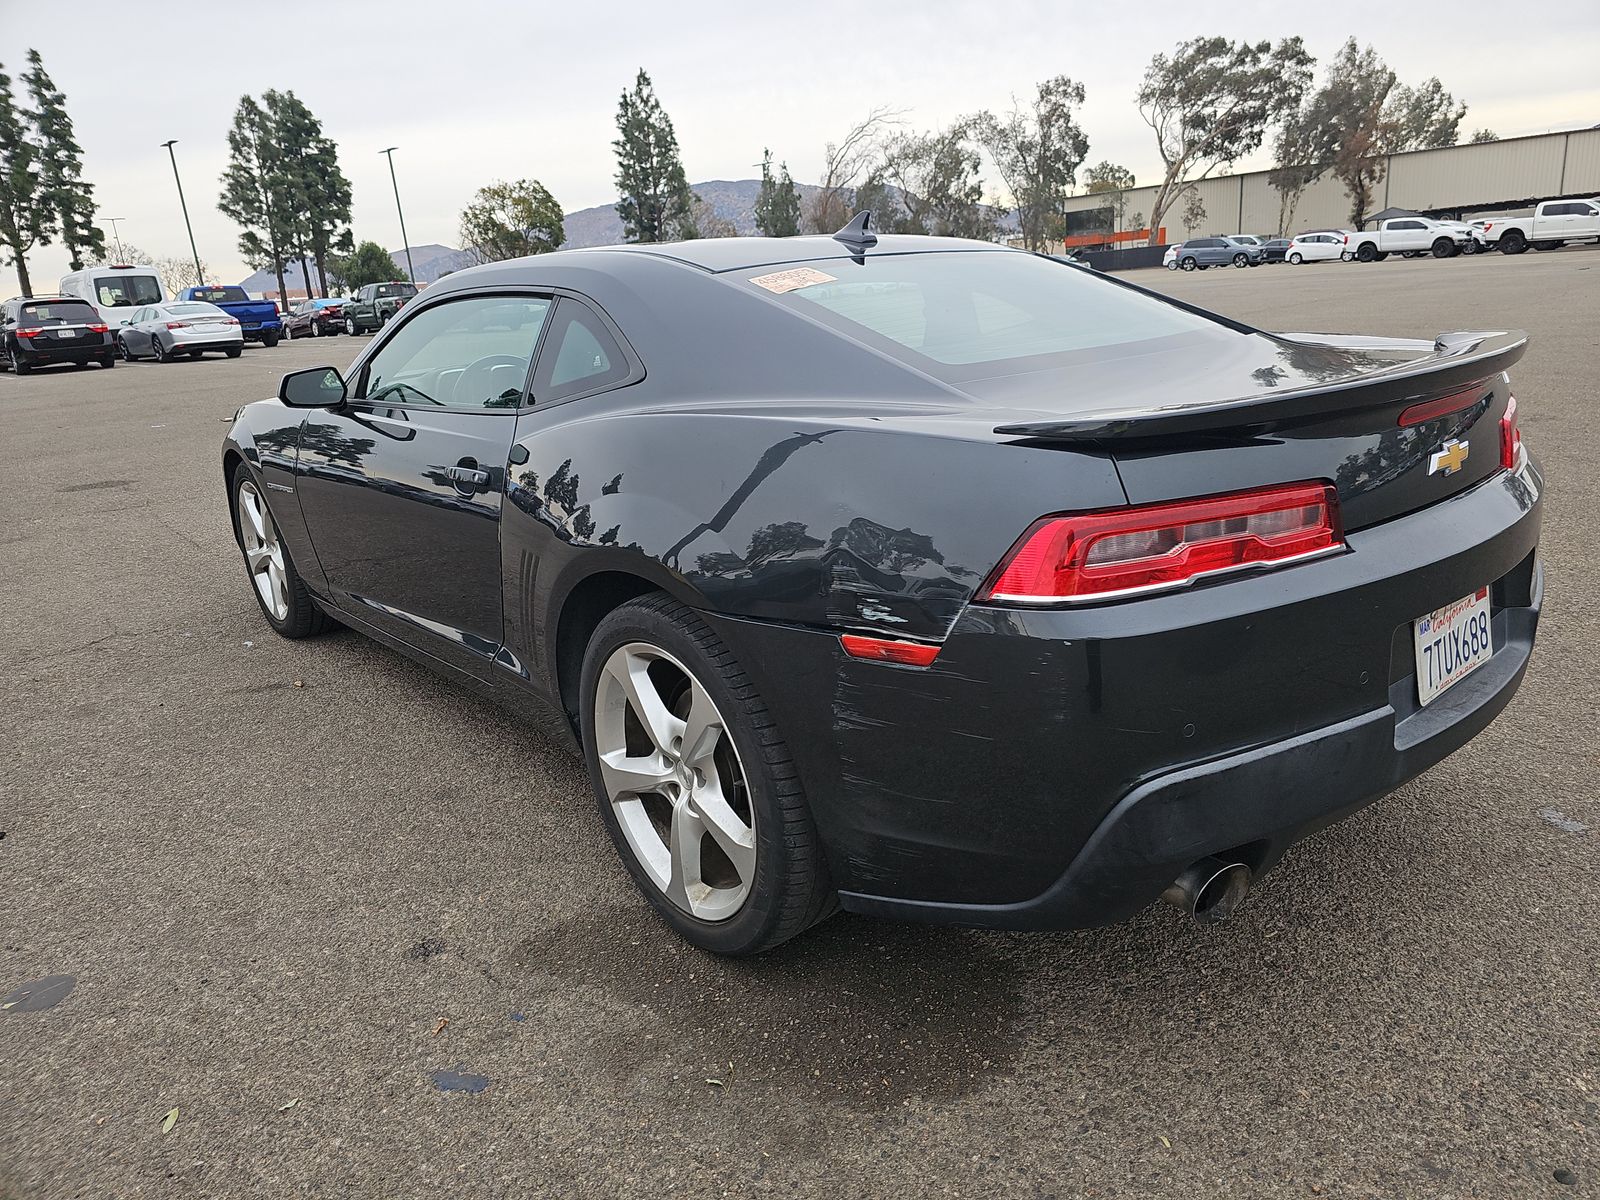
[1341,217,1481,262]
[1470,198,1600,254]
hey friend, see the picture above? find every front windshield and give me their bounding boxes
[95,274,162,308]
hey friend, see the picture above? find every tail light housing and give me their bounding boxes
[165,321,187,330]
[979,482,1344,604]
[15,328,41,338]
[1500,395,1523,470]
[88,323,108,333]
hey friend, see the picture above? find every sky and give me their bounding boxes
[3,0,1598,295]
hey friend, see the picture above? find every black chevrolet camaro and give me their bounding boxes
[222,218,1543,954]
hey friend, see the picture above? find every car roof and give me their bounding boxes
[551,233,1010,275]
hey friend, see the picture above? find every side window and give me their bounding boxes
[532,299,632,404]
[360,295,551,410]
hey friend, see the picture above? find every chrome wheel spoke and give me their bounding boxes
[664,804,705,913]
[692,781,756,884]
[599,748,674,798]
[607,652,683,754]
[680,679,722,768]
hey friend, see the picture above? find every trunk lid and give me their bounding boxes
[986,329,1524,532]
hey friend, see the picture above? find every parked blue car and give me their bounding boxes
[1170,237,1265,271]
[179,286,282,345]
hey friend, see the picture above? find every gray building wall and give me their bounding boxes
[1059,127,1600,241]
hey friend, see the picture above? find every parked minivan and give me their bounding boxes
[58,264,169,327]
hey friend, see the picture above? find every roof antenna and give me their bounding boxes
[832,210,877,250]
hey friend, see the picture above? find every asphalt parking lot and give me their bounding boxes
[2,248,1597,1199]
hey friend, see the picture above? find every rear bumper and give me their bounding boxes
[841,558,1540,929]
[14,341,110,363]
[708,459,1544,929]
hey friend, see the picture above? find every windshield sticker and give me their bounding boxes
[749,267,837,294]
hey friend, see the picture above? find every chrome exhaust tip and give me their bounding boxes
[1161,856,1251,924]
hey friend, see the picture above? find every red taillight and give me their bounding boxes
[88,323,108,333]
[1342,234,1349,243]
[1500,395,1522,470]
[225,317,240,325]
[15,328,40,338]
[839,634,941,667]
[165,322,185,330]
[1397,384,1487,427]
[980,482,1343,604]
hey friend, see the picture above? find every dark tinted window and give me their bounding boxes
[362,295,550,410]
[189,286,249,303]
[534,299,631,403]
[373,283,417,299]
[751,251,1217,371]
[19,300,98,327]
[95,274,162,308]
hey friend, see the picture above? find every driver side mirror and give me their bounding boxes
[280,366,347,408]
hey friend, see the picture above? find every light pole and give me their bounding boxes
[380,147,416,284]
[160,140,205,286]
[101,216,127,262]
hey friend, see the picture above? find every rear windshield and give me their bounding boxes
[20,301,98,327]
[188,286,249,303]
[95,274,163,308]
[748,251,1216,373]
[374,283,416,298]
[169,303,223,316]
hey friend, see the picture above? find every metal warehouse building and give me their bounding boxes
[1055,125,1600,245]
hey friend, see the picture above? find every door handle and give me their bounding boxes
[449,465,491,488]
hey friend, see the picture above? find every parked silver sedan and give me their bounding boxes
[116,302,245,363]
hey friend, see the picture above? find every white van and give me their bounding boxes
[58,264,168,328]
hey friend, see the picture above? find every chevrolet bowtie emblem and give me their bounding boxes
[1428,438,1469,477]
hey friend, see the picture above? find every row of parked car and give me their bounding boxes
[1161,197,1600,272]
[0,265,421,375]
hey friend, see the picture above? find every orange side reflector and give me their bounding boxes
[839,635,941,667]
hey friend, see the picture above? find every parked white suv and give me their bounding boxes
[1285,232,1347,264]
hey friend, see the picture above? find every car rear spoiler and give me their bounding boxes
[992,329,1528,443]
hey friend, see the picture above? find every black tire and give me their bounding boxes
[345,316,358,336]
[580,593,836,955]
[1181,257,1197,271]
[1499,230,1527,255]
[225,347,242,358]
[99,355,115,368]
[1288,252,1303,264]
[153,338,170,363]
[1461,239,1478,255]
[118,336,136,362]
[1373,251,1389,262]
[262,330,280,347]
[1232,252,1248,267]
[14,359,31,376]
[230,463,333,639]
[1431,238,1455,259]
[1356,243,1378,262]
[311,321,322,337]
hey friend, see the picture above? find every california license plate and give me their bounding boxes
[57,328,76,337]
[1413,587,1493,706]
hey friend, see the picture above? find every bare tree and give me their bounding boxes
[803,105,901,233]
[156,254,209,295]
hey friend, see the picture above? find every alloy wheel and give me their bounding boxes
[592,642,756,922]
[236,479,289,621]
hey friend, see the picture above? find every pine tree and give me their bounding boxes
[0,62,43,297]
[22,50,103,270]
[613,69,692,243]
[754,149,801,238]
[263,90,351,298]
[219,95,296,303]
